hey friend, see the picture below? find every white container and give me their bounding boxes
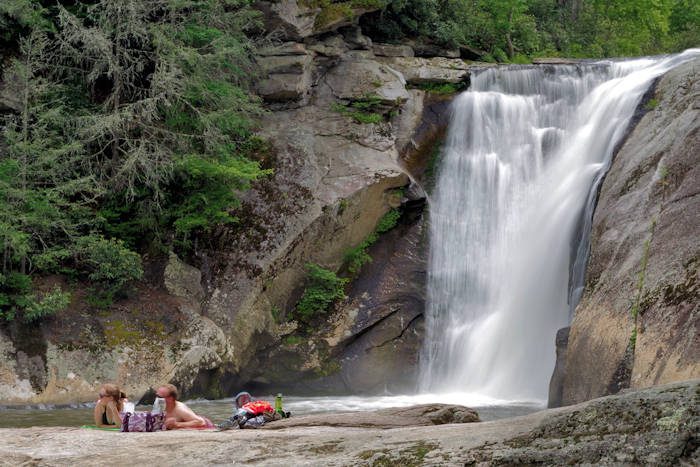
[123,402,136,413]
[152,397,165,414]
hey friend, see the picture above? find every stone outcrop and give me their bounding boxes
[560,58,700,405]
[0,253,232,404]
[262,404,480,429]
[253,0,318,41]
[0,380,697,465]
[375,56,473,84]
[252,0,383,41]
[256,42,314,106]
[372,43,414,58]
[547,326,570,408]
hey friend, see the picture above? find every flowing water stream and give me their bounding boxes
[419,50,700,401]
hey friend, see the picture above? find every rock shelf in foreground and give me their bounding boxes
[0,380,697,466]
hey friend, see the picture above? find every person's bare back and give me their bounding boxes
[156,384,206,429]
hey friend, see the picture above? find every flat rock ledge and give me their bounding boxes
[262,404,480,429]
[0,380,697,466]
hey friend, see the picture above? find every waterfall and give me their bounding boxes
[419,50,700,401]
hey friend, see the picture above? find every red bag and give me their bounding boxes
[241,400,274,416]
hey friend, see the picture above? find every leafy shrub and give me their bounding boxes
[331,97,387,125]
[412,82,465,95]
[24,287,71,321]
[344,208,401,275]
[283,335,304,345]
[344,235,377,275]
[0,272,32,320]
[492,47,508,63]
[75,235,143,299]
[296,263,348,322]
[644,98,659,110]
[376,209,401,233]
[0,273,70,321]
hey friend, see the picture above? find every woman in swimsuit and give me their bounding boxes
[94,383,124,428]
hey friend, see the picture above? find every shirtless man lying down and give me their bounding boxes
[156,383,210,429]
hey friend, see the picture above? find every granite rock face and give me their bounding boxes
[160,34,471,396]
[375,56,473,84]
[560,57,700,405]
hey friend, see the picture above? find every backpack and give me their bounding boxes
[241,400,274,416]
[120,412,165,432]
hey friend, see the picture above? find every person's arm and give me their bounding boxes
[165,403,205,429]
[107,401,122,428]
[94,401,121,428]
[94,402,105,427]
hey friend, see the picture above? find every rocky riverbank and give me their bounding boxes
[0,380,697,466]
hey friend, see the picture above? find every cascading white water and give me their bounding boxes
[419,50,700,401]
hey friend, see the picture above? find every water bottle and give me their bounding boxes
[274,393,283,416]
[152,397,165,414]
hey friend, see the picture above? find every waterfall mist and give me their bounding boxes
[419,50,700,401]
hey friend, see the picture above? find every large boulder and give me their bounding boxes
[256,43,314,106]
[372,43,414,58]
[252,0,382,40]
[560,57,700,405]
[375,56,473,85]
[323,56,409,103]
[262,404,479,429]
[253,0,318,41]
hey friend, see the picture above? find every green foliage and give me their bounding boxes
[0,272,32,320]
[283,335,304,345]
[296,263,348,322]
[362,0,696,60]
[343,208,401,275]
[306,0,385,29]
[271,305,282,323]
[344,235,377,276]
[331,96,392,124]
[422,142,445,191]
[1,0,270,318]
[412,82,465,95]
[0,273,70,322]
[315,2,353,29]
[24,287,71,321]
[164,152,269,245]
[74,235,143,299]
[376,209,401,233]
[644,98,659,110]
[0,0,51,43]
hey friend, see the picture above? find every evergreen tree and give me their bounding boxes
[57,0,270,248]
[0,31,84,320]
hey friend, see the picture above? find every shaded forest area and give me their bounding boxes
[0,0,697,321]
[362,0,699,61]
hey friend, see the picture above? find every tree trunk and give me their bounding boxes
[506,9,515,59]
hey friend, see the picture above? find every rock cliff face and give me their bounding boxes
[0,12,467,403]
[557,58,700,405]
